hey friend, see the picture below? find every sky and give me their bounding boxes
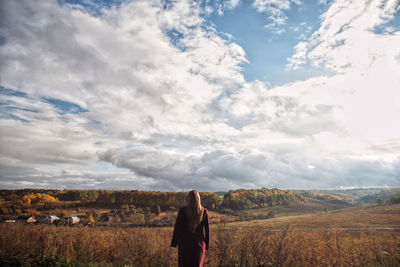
[0,0,400,191]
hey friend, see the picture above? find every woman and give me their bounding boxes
[171,190,210,267]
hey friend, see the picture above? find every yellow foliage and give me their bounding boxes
[22,193,57,206]
[22,195,31,206]
[88,214,95,224]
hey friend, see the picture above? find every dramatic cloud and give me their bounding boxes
[0,0,399,190]
[284,0,400,152]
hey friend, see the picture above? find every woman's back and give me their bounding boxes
[175,207,209,243]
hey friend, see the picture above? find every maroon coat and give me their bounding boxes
[171,207,210,267]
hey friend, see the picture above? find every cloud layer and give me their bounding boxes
[0,0,399,190]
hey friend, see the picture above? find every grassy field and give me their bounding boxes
[226,203,400,229]
[1,223,399,266]
[0,204,399,266]
[239,198,352,216]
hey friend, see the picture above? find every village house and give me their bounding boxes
[26,216,37,223]
[43,215,60,223]
[67,216,80,225]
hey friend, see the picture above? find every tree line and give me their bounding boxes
[222,188,304,209]
[56,190,221,210]
[0,188,305,215]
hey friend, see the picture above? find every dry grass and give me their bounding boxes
[243,198,350,216]
[0,223,399,266]
[0,224,176,266]
[0,204,399,266]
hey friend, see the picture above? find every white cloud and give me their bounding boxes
[1,0,247,138]
[286,41,308,69]
[0,0,249,189]
[287,0,400,72]
[253,0,302,32]
[207,0,242,15]
[282,0,400,161]
[1,0,399,190]
[226,0,241,10]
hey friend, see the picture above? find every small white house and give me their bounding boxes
[67,216,81,224]
[27,217,37,223]
[44,215,60,223]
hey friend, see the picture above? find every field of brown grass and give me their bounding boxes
[227,203,400,229]
[0,204,399,266]
[0,223,399,266]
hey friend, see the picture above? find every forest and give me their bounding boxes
[0,188,304,218]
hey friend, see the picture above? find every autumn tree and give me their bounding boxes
[88,213,95,225]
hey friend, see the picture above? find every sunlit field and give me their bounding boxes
[1,204,399,266]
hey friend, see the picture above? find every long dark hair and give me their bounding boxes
[185,190,204,232]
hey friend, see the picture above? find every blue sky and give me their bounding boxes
[0,0,400,191]
[209,0,328,85]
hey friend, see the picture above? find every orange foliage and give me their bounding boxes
[21,193,57,207]
[88,214,95,224]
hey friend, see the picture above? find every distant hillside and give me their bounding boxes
[298,191,351,206]
[2,187,398,220]
[302,188,400,204]
[226,203,400,229]
[357,188,400,204]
